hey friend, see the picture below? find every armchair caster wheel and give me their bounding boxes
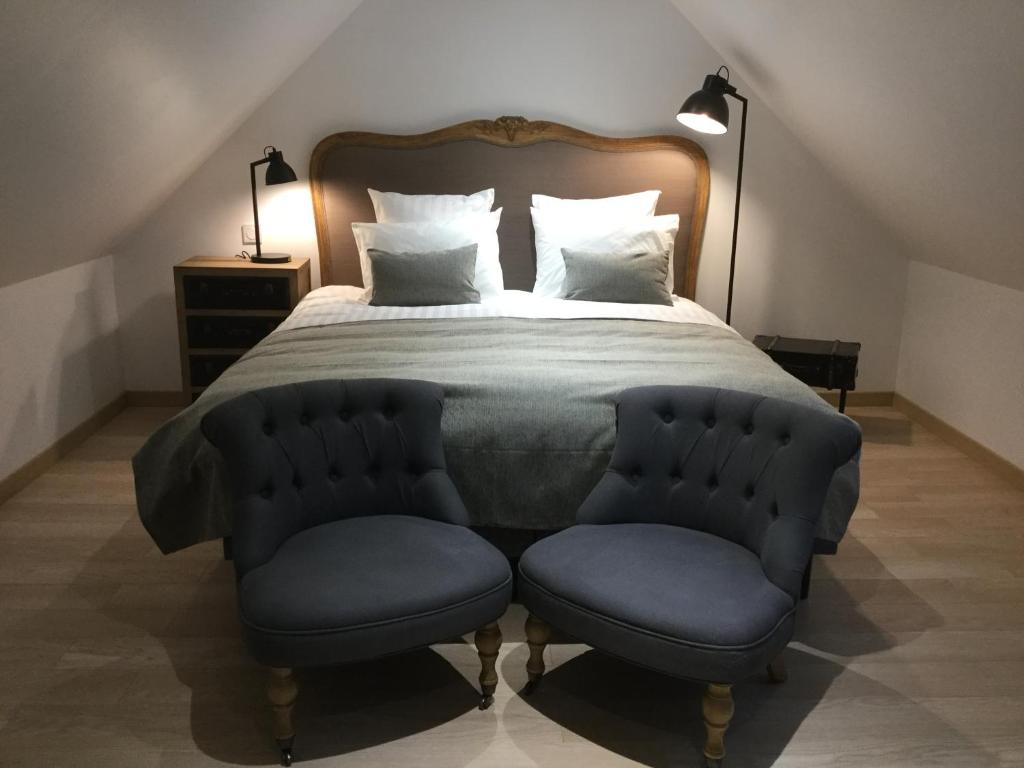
[522,677,541,696]
[479,693,495,710]
[277,737,294,766]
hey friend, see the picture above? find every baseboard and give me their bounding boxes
[893,393,1024,490]
[125,390,189,407]
[815,390,894,408]
[0,393,128,506]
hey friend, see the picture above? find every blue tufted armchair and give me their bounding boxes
[517,385,862,766]
[201,379,513,765]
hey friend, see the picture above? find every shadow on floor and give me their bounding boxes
[502,644,832,768]
[60,520,948,766]
[31,409,961,767]
[799,536,945,658]
[498,536,956,768]
[62,530,491,766]
[280,647,494,765]
[501,641,1000,768]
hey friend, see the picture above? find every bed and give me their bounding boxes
[134,116,859,555]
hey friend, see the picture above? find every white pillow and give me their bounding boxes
[369,188,495,223]
[531,190,661,217]
[352,209,504,297]
[531,208,679,298]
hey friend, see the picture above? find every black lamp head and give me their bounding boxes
[676,67,736,135]
[263,146,297,185]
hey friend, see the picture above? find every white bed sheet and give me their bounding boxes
[276,286,734,334]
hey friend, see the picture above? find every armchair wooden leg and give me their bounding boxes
[474,622,502,710]
[268,667,298,766]
[524,613,551,695]
[702,683,734,767]
[767,653,788,683]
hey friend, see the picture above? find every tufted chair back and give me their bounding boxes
[577,386,862,601]
[201,379,468,577]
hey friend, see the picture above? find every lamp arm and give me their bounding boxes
[725,92,747,327]
[249,157,270,257]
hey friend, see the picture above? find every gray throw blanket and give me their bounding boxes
[134,317,859,553]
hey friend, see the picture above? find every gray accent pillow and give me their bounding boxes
[368,244,481,306]
[560,248,673,305]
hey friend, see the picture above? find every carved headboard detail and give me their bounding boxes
[309,116,710,299]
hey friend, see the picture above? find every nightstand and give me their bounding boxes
[174,257,311,401]
[753,335,861,413]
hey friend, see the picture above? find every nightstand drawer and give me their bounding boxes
[186,315,280,349]
[175,256,310,400]
[182,275,290,310]
[189,354,241,387]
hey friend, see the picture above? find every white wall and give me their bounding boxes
[0,0,361,289]
[113,0,909,393]
[0,255,123,479]
[896,262,1024,470]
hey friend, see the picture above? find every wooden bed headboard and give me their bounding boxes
[309,116,710,299]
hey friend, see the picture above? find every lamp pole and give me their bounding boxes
[724,93,747,326]
[249,157,268,259]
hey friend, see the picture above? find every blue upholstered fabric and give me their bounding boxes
[200,379,512,669]
[576,386,862,601]
[520,385,862,684]
[240,515,512,667]
[520,524,793,648]
[518,527,795,684]
[200,379,469,578]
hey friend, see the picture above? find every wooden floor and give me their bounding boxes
[1,406,1022,767]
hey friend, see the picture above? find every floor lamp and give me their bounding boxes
[676,66,747,326]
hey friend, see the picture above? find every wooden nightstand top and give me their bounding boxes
[175,256,310,272]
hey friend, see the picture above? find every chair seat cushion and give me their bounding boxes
[239,515,512,667]
[518,523,796,683]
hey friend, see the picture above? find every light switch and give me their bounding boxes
[241,224,256,245]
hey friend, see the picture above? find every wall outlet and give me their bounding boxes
[241,224,256,245]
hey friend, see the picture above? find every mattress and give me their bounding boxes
[133,289,860,553]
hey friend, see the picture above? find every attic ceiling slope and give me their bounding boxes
[0,0,364,289]
[673,0,1024,291]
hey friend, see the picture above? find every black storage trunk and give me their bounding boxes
[752,335,860,392]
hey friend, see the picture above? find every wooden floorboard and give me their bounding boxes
[0,405,1022,766]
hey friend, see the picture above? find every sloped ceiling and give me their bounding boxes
[0,0,362,288]
[673,0,1024,291]
[5,0,1020,294]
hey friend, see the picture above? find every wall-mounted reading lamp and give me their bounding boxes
[249,145,298,263]
[677,66,747,326]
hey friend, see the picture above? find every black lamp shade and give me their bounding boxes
[675,67,746,326]
[676,74,731,135]
[264,149,297,185]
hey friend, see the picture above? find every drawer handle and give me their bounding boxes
[223,287,256,298]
